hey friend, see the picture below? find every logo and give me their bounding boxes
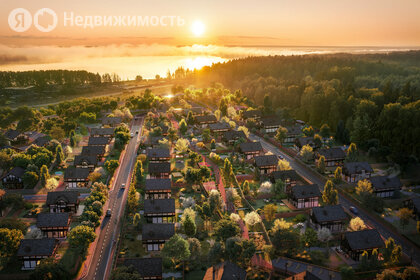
[8,8,57,32]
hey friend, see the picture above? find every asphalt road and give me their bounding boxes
[83,117,143,280]
[249,133,420,268]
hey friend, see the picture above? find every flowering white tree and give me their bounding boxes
[244,211,261,227]
[317,227,332,243]
[181,197,195,209]
[258,181,272,193]
[230,213,241,222]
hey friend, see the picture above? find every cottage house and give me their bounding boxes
[254,155,278,175]
[74,154,98,170]
[81,145,106,160]
[242,109,262,121]
[369,176,402,198]
[295,137,318,150]
[145,178,171,199]
[222,130,247,145]
[209,122,231,134]
[148,136,165,148]
[289,184,321,209]
[316,148,346,167]
[37,212,70,238]
[203,261,247,280]
[195,114,217,127]
[46,191,80,213]
[4,129,28,143]
[88,136,110,147]
[342,162,373,183]
[32,135,51,147]
[270,170,302,193]
[123,258,163,280]
[340,229,385,261]
[310,205,347,233]
[64,167,90,188]
[284,125,302,143]
[2,166,25,188]
[261,117,283,134]
[239,142,263,160]
[147,148,171,162]
[144,198,175,223]
[102,116,122,127]
[404,197,420,220]
[148,162,171,179]
[142,223,175,251]
[17,238,59,270]
[90,127,115,138]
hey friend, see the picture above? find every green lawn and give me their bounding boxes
[185,269,206,280]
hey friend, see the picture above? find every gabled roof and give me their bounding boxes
[148,136,164,145]
[147,148,170,158]
[291,184,321,199]
[255,155,278,167]
[102,116,122,125]
[145,178,171,191]
[286,271,322,280]
[411,197,420,211]
[286,125,301,135]
[17,238,58,257]
[5,166,25,178]
[203,261,247,280]
[344,229,385,251]
[4,129,22,139]
[296,137,316,148]
[37,212,70,228]
[369,176,402,190]
[317,148,346,159]
[33,135,51,147]
[64,167,90,180]
[81,145,106,156]
[88,136,110,146]
[123,258,162,278]
[148,162,171,174]
[242,109,262,119]
[209,122,231,131]
[195,114,217,123]
[240,141,263,153]
[142,223,175,240]
[74,154,98,166]
[271,170,301,182]
[90,127,115,136]
[223,130,246,141]
[46,191,79,205]
[144,199,175,214]
[311,205,347,223]
[343,162,373,175]
[261,117,282,127]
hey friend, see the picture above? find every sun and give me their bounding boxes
[191,20,205,37]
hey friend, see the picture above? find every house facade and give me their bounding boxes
[289,184,321,209]
[142,223,175,251]
[340,229,385,261]
[310,205,347,233]
[239,142,263,160]
[222,130,246,145]
[123,258,163,280]
[37,212,70,238]
[261,117,282,134]
[148,162,171,179]
[342,162,373,183]
[145,178,172,199]
[369,176,402,198]
[17,238,58,270]
[316,148,346,167]
[144,199,175,223]
[270,170,301,193]
[90,127,115,138]
[147,148,171,162]
[46,191,80,213]
[74,155,98,170]
[2,166,25,188]
[64,167,90,188]
[254,155,278,175]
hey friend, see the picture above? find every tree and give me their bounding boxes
[186,111,195,125]
[175,138,190,154]
[302,228,318,247]
[237,126,250,138]
[88,171,102,183]
[272,180,286,198]
[356,179,373,196]
[161,234,190,267]
[383,237,402,265]
[264,204,277,222]
[132,213,141,227]
[375,269,401,280]
[68,225,96,249]
[275,126,288,143]
[179,118,188,135]
[127,184,139,214]
[81,210,100,227]
[320,124,331,138]
[314,134,323,148]
[30,258,70,280]
[70,132,76,147]
[202,129,211,142]
[219,98,228,116]
[347,143,358,162]
[210,139,216,150]
[187,238,201,263]
[242,180,250,195]
[396,208,413,230]
[349,217,367,231]
[40,165,50,188]
[303,126,314,137]
[214,218,240,241]
[336,120,350,144]
[317,228,332,244]
[271,227,301,256]
[225,237,256,266]
[183,215,196,237]
[49,126,66,140]
[0,228,23,264]
[244,211,261,229]
[208,190,223,214]
[55,144,64,164]
[401,267,420,280]
[317,155,326,173]
[340,266,355,280]
[322,180,338,205]
[104,159,119,175]
[134,160,144,186]
[333,166,342,183]
[23,171,39,189]
[277,159,291,171]
[299,144,313,162]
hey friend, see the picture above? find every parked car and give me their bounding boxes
[106,209,112,217]
[121,183,126,190]
[349,206,359,215]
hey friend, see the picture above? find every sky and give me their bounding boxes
[1,0,420,78]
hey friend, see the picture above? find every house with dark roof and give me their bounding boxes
[74,154,98,171]
[17,238,59,270]
[148,162,171,179]
[222,130,246,145]
[289,184,321,209]
[81,145,106,160]
[32,135,51,147]
[340,229,385,261]
[285,271,322,280]
[64,167,90,188]
[368,176,402,198]
[209,122,231,134]
[90,127,115,138]
[203,261,247,280]
[122,258,162,279]
[144,199,175,223]
[239,141,263,160]
[342,162,373,183]
[142,223,175,251]
[47,191,80,213]
[270,170,302,193]
[404,197,420,220]
[261,117,283,134]
[195,114,217,127]
[37,212,70,238]
[145,179,171,199]
[242,109,262,120]
[254,155,278,175]
[2,166,25,188]
[284,125,302,143]
[310,205,348,233]
[316,148,346,167]
[4,129,28,143]
[147,148,171,162]
[295,137,318,150]
[88,136,110,147]
[102,116,122,127]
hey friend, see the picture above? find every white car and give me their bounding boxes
[121,183,126,190]
[130,132,134,138]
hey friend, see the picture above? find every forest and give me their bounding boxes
[193,51,420,165]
